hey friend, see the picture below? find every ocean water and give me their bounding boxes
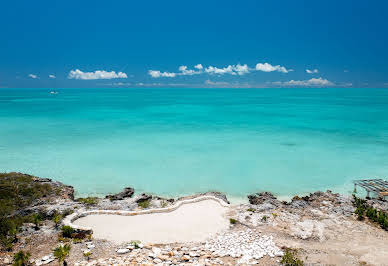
[1,88,388,200]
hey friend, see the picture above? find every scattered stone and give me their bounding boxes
[116,248,130,254]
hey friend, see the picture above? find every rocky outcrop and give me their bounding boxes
[135,193,152,203]
[248,192,280,206]
[106,187,135,201]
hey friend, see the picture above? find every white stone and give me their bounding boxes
[116,248,130,254]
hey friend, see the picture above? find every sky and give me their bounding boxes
[0,0,387,88]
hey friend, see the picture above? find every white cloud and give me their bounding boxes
[344,70,349,73]
[273,77,334,87]
[255,62,291,73]
[306,69,319,74]
[28,74,38,79]
[205,64,250,75]
[178,65,198,75]
[68,69,128,80]
[49,74,56,79]
[148,70,177,78]
[194,64,203,70]
[205,65,235,75]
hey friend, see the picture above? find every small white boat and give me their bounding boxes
[50,91,59,94]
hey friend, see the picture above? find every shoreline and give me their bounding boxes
[1,172,388,265]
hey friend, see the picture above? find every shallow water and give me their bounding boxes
[1,88,388,199]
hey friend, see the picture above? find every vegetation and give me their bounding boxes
[353,195,388,230]
[13,250,31,266]
[247,208,256,212]
[261,215,268,222]
[53,243,71,266]
[0,173,56,250]
[76,197,98,206]
[138,199,151,209]
[83,251,92,261]
[31,213,42,230]
[61,226,74,238]
[280,248,304,266]
[229,218,237,224]
[53,213,63,229]
[130,240,141,248]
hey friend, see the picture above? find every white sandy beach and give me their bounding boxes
[74,200,229,244]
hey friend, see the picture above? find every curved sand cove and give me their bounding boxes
[73,199,229,244]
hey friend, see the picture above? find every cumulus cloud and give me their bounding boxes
[28,74,38,79]
[49,74,56,79]
[194,64,203,70]
[178,65,199,75]
[68,69,128,80]
[148,70,177,78]
[205,64,249,75]
[255,62,291,73]
[273,77,334,87]
[306,69,319,74]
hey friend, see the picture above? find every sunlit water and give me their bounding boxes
[1,88,388,200]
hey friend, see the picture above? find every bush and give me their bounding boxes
[247,208,256,212]
[138,199,150,209]
[229,218,237,224]
[61,226,74,238]
[76,197,98,206]
[13,250,31,266]
[53,243,71,265]
[280,248,304,266]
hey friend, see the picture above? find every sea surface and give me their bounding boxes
[1,88,388,200]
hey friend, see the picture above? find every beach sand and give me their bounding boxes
[73,199,229,244]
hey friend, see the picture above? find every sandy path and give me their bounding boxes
[74,200,229,244]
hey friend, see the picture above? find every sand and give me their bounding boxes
[73,200,229,244]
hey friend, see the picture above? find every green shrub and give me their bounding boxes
[138,199,150,209]
[280,248,304,266]
[76,197,98,206]
[247,208,256,212]
[261,215,269,222]
[229,218,237,224]
[13,250,31,266]
[61,226,74,238]
[53,243,71,265]
[53,213,63,228]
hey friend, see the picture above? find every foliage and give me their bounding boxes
[247,208,256,212]
[353,195,388,230]
[31,213,42,230]
[13,250,31,266]
[280,248,304,266]
[138,199,150,209]
[53,244,71,265]
[76,197,98,206]
[53,213,63,228]
[61,226,74,238]
[130,240,141,248]
[0,173,56,250]
[83,251,92,261]
[229,218,237,224]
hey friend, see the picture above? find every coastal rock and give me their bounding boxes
[136,193,152,203]
[106,187,135,200]
[248,192,280,206]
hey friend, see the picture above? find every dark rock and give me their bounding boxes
[248,192,278,205]
[106,187,135,201]
[206,192,230,204]
[136,193,152,203]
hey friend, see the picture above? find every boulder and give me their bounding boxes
[248,192,279,205]
[106,187,135,200]
[136,193,152,203]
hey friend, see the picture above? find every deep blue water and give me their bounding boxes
[1,88,388,200]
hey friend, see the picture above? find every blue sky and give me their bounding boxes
[0,0,387,88]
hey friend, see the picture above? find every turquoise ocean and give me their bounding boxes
[1,88,388,200]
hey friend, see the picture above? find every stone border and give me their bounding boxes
[62,195,230,233]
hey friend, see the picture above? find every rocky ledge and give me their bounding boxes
[1,172,388,265]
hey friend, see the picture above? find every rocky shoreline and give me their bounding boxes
[1,172,388,265]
